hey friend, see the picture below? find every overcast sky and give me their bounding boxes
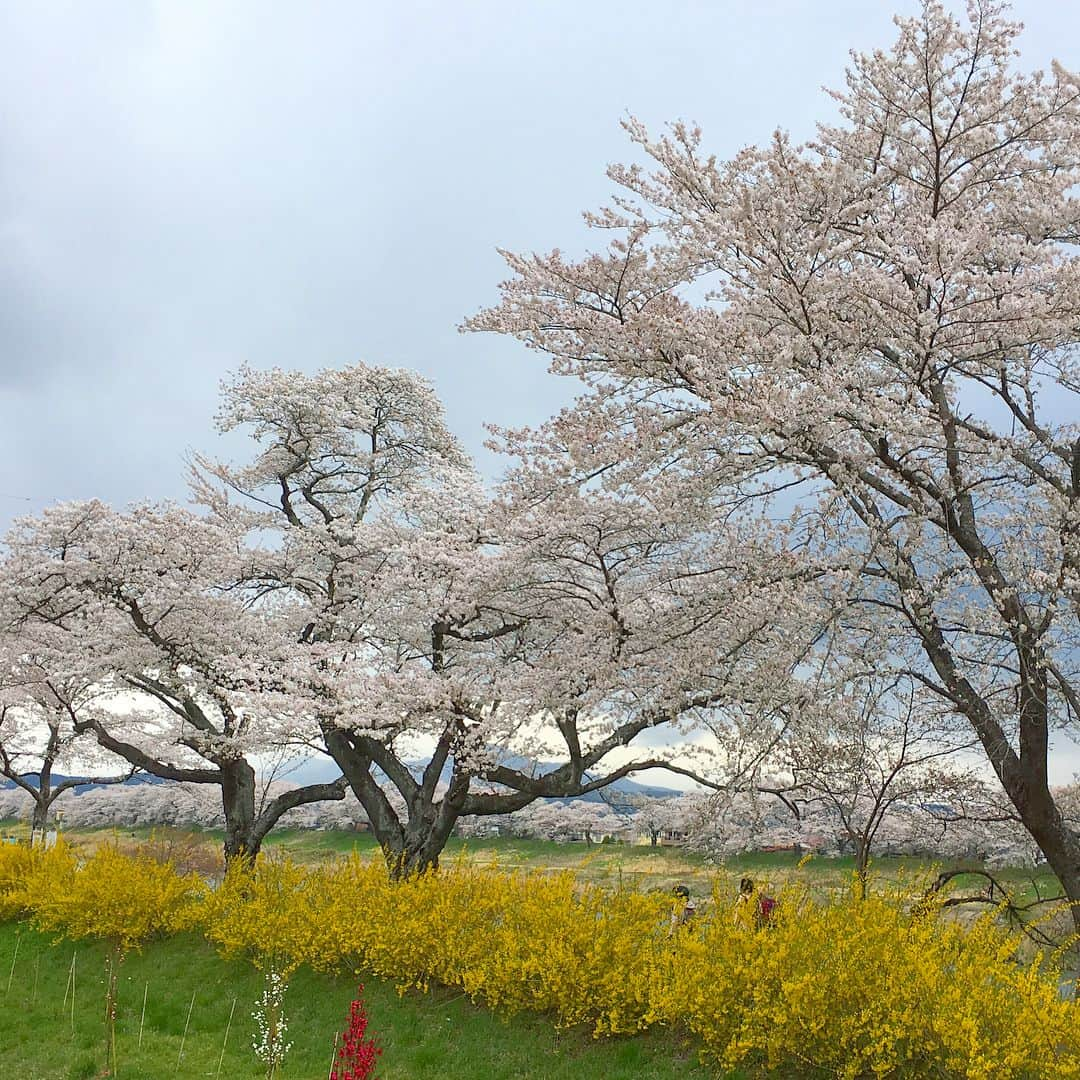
[4,3,1080,784]
[1,0,1075,528]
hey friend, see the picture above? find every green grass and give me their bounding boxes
[0,924,725,1080]
[227,826,1065,895]
[2,817,1063,904]
[0,826,1067,1077]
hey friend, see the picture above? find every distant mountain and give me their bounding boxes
[3,755,683,805]
[0,773,169,794]
[282,754,681,802]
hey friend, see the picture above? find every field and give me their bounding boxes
[1,819,1060,907]
[0,924,722,1080]
[0,823,1073,1079]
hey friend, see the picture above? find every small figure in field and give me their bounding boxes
[669,883,696,934]
[734,877,779,930]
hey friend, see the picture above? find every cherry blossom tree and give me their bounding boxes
[31,776,372,836]
[470,1,1080,925]
[1057,782,1080,835]
[911,775,1046,866]
[0,362,807,874]
[0,628,135,842]
[680,789,798,858]
[626,794,701,847]
[509,799,629,845]
[1,503,348,860]
[72,779,226,830]
[195,363,820,877]
[764,668,985,894]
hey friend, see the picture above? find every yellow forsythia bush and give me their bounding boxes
[202,856,1080,1078]
[3,845,1078,1078]
[311,856,670,1032]
[201,854,334,976]
[17,841,205,950]
[652,879,1077,1079]
[0,839,46,920]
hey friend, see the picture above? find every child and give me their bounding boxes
[733,876,758,929]
[669,883,696,934]
[734,876,779,930]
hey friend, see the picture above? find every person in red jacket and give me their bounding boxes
[733,877,779,930]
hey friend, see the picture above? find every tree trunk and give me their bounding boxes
[381,795,465,880]
[381,833,446,880]
[31,757,55,846]
[954,663,1080,935]
[221,760,259,862]
[322,725,467,880]
[853,840,870,901]
[1010,790,1080,935]
[29,797,48,847]
[910,536,1080,931]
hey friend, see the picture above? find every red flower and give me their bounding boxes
[330,985,382,1080]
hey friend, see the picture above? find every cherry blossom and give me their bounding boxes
[0,501,347,859]
[190,363,818,876]
[470,0,1080,925]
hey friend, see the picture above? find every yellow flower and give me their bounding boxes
[3,842,1078,1078]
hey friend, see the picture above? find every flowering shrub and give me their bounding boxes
[202,853,332,977]
[310,855,670,1032]
[331,984,381,1080]
[252,967,292,1080]
[204,856,1080,1077]
[655,879,1078,1079]
[0,840,42,921]
[2,840,206,1072]
[22,842,205,948]
[2,846,1078,1078]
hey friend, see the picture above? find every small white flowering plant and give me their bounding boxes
[252,967,293,1079]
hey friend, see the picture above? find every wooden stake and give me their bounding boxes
[61,952,74,1012]
[327,1029,340,1080]
[31,951,39,1006]
[177,988,196,1065]
[215,996,237,1078]
[6,931,20,994]
[105,945,120,1077]
[138,981,148,1049]
[70,951,76,1036]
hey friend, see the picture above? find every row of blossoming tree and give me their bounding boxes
[0,360,821,874]
[2,2,1079,924]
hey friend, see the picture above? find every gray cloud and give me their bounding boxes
[1,0,1075,531]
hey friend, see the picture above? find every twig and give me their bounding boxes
[6,931,20,993]
[215,996,237,1078]
[327,1029,339,1080]
[177,988,196,1065]
[138,981,148,1049]
[61,952,73,1012]
[921,868,1069,949]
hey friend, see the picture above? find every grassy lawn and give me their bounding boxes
[0,924,725,1080]
[1,819,1061,905]
[0,828,1070,1076]
[260,830,1066,909]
